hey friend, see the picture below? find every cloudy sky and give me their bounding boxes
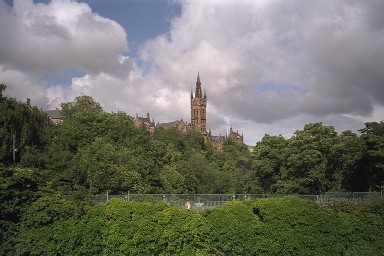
[1,0,384,145]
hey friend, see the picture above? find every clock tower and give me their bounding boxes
[191,72,207,135]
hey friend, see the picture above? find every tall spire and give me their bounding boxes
[195,72,202,98]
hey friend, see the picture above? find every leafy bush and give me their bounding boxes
[13,195,384,255]
[204,197,384,255]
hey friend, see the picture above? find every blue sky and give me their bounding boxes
[15,0,182,86]
[80,0,181,57]
[1,0,384,144]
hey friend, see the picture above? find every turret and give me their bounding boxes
[195,72,202,98]
[190,72,207,135]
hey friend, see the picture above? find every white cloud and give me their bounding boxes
[137,0,384,143]
[0,0,129,77]
[0,67,47,106]
[1,0,384,145]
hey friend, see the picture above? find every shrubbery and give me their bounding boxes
[12,196,384,256]
[2,90,384,255]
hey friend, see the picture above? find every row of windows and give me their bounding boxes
[192,109,206,117]
[192,120,206,127]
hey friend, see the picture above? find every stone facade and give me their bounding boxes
[44,108,63,124]
[227,127,244,144]
[156,119,188,133]
[190,72,207,135]
[207,132,226,150]
[190,73,244,147]
[135,73,244,148]
[133,112,155,136]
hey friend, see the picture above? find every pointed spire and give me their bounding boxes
[195,72,202,98]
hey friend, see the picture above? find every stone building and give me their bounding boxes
[190,72,207,135]
[134,73,244,148]
[190,73,244,147]
[44,107,64,124]
[156,119,188,133]
[207,131,226,150]
[133,112,155,136]
[227,127,244,144]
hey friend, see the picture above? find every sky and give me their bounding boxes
[1,0,384,145]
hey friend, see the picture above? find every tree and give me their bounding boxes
[0,84,6,98]
[329,130,363,191]
[0,86,49,165]
[356,122,384,191]
[154,128,185,152]
[183,130,206,151]
[71,137,147,194]
[174,152,216,193]
[61,95,103,118]
[16,194,84,256]
[251,135,287,193]
[275,123,338,194]
[279,149,327,194]
[159,165,186,193]
[0,167,40,255]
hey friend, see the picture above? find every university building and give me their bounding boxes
[134,73,244,149]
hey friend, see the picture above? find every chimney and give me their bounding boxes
[26,98,31,106]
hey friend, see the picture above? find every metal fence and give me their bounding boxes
[314,191,383,203]
[62,191,383,210]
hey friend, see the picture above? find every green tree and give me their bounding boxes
[356,121,384,191]
[71,137,147,194]
[0,167,40,255]
[0,86,49,165]
[60,95,103,118]
[276,123,338,194]
[329,130,363,191]
[278,149,327,194]
[160,165,186,193]
[0,84,6,98]
[16,194,85,255]
[154,128,186,152]
[252,135,287,193]
[175,152,215,193]
[183,129,206,151]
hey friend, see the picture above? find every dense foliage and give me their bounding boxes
[2,87,383,195]
[11,196,384,255]
[0,84,49,165]
[1,87,384,255]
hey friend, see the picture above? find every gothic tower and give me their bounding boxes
[191,72,207,134]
